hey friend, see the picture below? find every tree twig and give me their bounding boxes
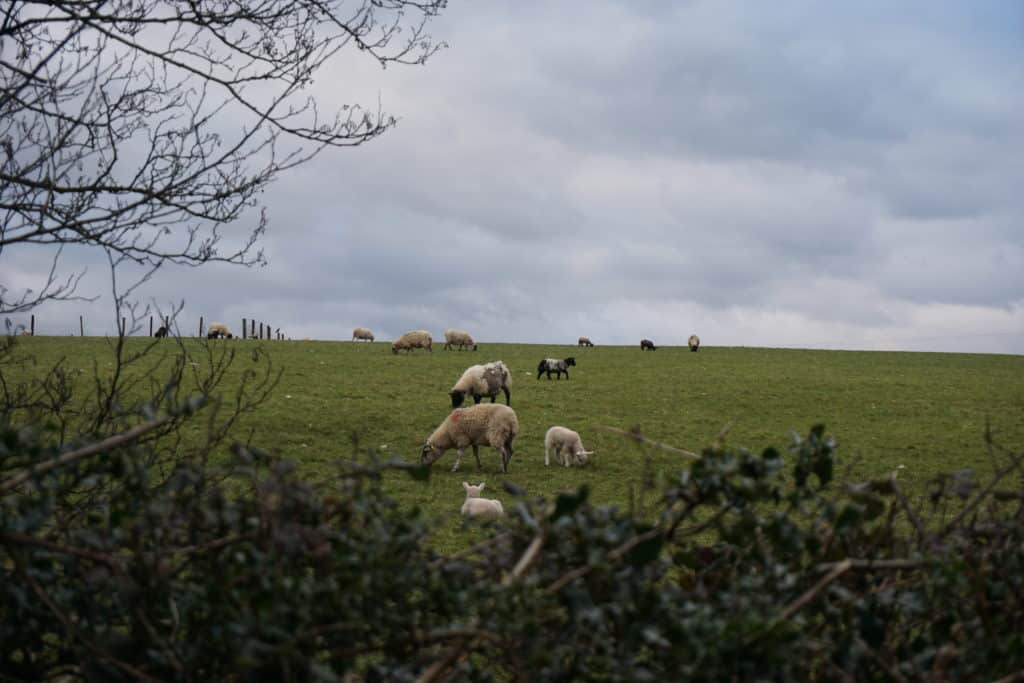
[598,425,701,460]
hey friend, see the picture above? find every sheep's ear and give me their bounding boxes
[478,482,485,491]
[463,481,470,490]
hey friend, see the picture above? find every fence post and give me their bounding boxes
[242,318,247,340]
[265,322,270,340]
[199,316,204,338]
[121,317,126,336]
[149,316,153,337]
[258,322,263,339]
[79,316,84,337]
[30,314,35,336]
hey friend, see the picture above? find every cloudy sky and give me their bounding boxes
[10,1,1024,353]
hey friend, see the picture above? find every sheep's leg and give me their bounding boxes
[451,448,465,472]
[564,369,569,380]
[544,445,551,466]
[473,394,483,404]
[537,369,543,380]
[501,439,514,473]
[564,449,571,467]
[502,386,510,405]
[472,444,482,469]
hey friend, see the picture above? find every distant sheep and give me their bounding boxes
[421,403,519,473]
[640,339,656,351]
[352,327,375,342]
[450,361,511,408]
[537,357,576,380]
[461,482,504,519]
[544,426,593,467]
[207,323,233,339]
[392,329,432,354]
[577,337,594,347]
[154,326,169,338]
[688,334,700,352]
[444,328,478,351]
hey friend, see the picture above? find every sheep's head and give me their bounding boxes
[574,450,593,465]
[391,343,399,354]
[421,441,444,466]
[565,357,576,366]
[450,390,466,408]
[462,481,485,497]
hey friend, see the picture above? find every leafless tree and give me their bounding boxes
[0,0,447,314]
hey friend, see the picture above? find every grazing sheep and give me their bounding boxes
[450,361,511,408]
[154,326,169,338]
[352,327,375,342]
[688,334,700,352]
[536,357,576,380]
[444,328,478,351]
[577,337,594,347]
[421,403,519,473]
[640,339,656,351]
[544,426,593,467]
[461,482,504,519]
[207,323,233,339]
[391,329,433,354]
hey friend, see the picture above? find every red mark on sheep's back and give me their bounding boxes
[450,410,462,422]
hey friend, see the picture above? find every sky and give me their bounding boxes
[7,1,1024,353]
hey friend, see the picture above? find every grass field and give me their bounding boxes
[6,336,1024,552]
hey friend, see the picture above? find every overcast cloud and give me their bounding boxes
[8,1,1024,353]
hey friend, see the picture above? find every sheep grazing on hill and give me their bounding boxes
[536,357,576,380]
[421,403,519,473]
[391,329,432,354]
[577,337,594,347]
[460,482,504,519]
[640,339,656,351]
[450,361,511,408]
[688,334,700,352]
[352,327,374,342]
[207,323,233,339]
[444,328,478,351]
[544,426,593,467]
[154,326,169,338]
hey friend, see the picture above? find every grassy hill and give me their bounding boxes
[6,336,1023,551]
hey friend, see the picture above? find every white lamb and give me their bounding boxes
[449,360,511,408]
[544,426,593,467]
[460,482,504,519]
[421,403,519,473]
[444,328,478,351]
[391,329,432,354]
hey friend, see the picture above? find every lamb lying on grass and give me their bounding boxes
[421,403,519,473]
[544,426,593,467]
[461,482,504,519]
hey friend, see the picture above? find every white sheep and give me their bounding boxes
[460,482,504,519]
[391,329,433,354]
[444,328,478,351]
[421,403,519,473]
[352,327,375,342]
[688,334,700,352]
[450,360,511,408]
[207,322,233,339]
[544,426,593,467]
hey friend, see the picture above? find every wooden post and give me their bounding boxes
[30,314,35,336]
[265,322,270,340]
[149,316,153,337]
[121,317,126,336]
[79,316,84,337]
[259,322,263,339]
[242,318,247,340]
[199,316,204,338]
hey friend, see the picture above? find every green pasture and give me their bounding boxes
[6,336,1023,552]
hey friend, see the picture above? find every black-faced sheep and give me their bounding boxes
[640,339,656,351]
[461,482,504,519]
[688,334,700,352]
[421,403,519,473]
[537,357,576,380]
[544,426,593,467]
[450,361,511,408]
[444,328,478,351]
[207,323,233,339]
[392,330,432,354]
[154,326,169,338]
[352,327,374,342]
[577,337,594,347]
